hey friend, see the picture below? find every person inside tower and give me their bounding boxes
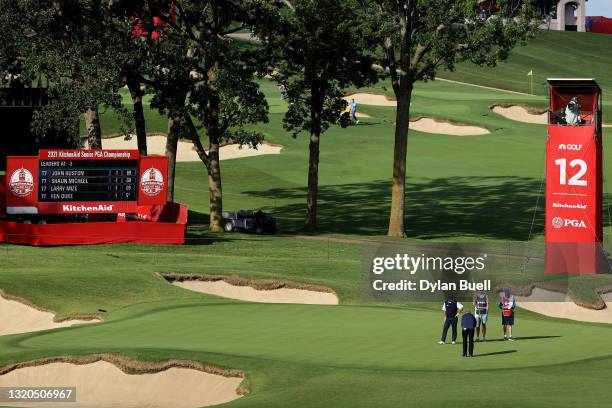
[564,97,583,126]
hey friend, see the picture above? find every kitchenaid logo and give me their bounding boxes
[140,167,164,196]
[552,216,587,229]
[9,168,34,197]
[557,143,583,151]
[553,202,587,210]
[62,204,114,212]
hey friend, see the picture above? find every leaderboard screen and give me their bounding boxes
[5,149,168,215]
[38,160,138,202]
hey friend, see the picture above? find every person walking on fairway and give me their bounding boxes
[461,310,477,357]
[349,98,359,124]
[473,291,489,341]
[499,289,516,341]
[439,295,463,345]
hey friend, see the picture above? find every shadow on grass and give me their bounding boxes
[485,335,562,342]
[243,176,547,239]
[187,209,210,225]
[184,230,235,246]
[474,350,517,357]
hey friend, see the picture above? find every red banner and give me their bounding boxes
[0,203,188,246]
[5,156,39,215]
[545,125,603,274]
[138,156,168,206]
[0,175,5,217]
[37,201,138,214]
[39,149,139,160]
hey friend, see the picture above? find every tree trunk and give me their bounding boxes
[127,78,147,156]
[207,141,223,232]
[304,89,323,231]
[165,115,180,202]
[85,107,102,149]
[387,85,413,237]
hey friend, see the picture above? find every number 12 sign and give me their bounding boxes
[545,125,602,244]
[545,124,603,274]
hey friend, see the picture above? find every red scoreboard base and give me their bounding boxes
[544,242,609,274]
[0,203,188,246]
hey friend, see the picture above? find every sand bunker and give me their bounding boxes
[345,93,397,106]
[517,287,612,324]
[0,355,243,408]
[0,293,98,336]
[492,105,612,127]
[345,94,489,135]
[97,134,282,162]
[164,274,339,305]
[492,105,547,124]
[409,117,489,136]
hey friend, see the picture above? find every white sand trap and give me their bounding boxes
[517,288,612,324]
[492,105,547,124]
[345,94,488,135]
[492,105,612,127]
[409,117,489,136]
[0,294,98,336]
[173,280,339,305]
[0,361,242,408]
[99,135,282,162]
[345,93,397,106]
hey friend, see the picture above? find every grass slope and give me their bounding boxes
[440,30,612,117]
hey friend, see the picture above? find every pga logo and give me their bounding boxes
[558,143,583,151]
[140,167,164,196]
[9,168,34,197]
[552,216,587,229]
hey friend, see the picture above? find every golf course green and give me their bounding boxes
[2,29,612,408]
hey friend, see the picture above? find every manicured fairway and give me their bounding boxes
[4,29,612,408]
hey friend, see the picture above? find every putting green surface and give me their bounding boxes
[1,291,612,407]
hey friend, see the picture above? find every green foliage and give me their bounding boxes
[145,0,275,148]
[0,0,134,141]
[267,0,377,137]
[374,0,541,85]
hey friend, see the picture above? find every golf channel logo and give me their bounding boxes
[9,168,34,197]
[557,143,583,151]
[140,167,164,196]
[552,216,586,229]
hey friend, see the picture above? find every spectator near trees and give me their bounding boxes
[263,0,377,231]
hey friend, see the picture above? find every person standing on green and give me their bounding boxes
[499,289,516,341]
[473,291,489,341]
[439,295,464,345]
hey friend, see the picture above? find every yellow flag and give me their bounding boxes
[527,70,533,76]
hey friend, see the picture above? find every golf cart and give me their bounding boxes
[222,210,277,234]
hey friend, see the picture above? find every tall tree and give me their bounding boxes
[147,0,274,230]
[266,0,376,231]
[0,0,129,147]
[374,0,539,237]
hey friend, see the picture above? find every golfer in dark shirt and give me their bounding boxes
[461,311,477,357]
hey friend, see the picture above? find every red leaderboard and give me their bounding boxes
[5,149,168,215]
